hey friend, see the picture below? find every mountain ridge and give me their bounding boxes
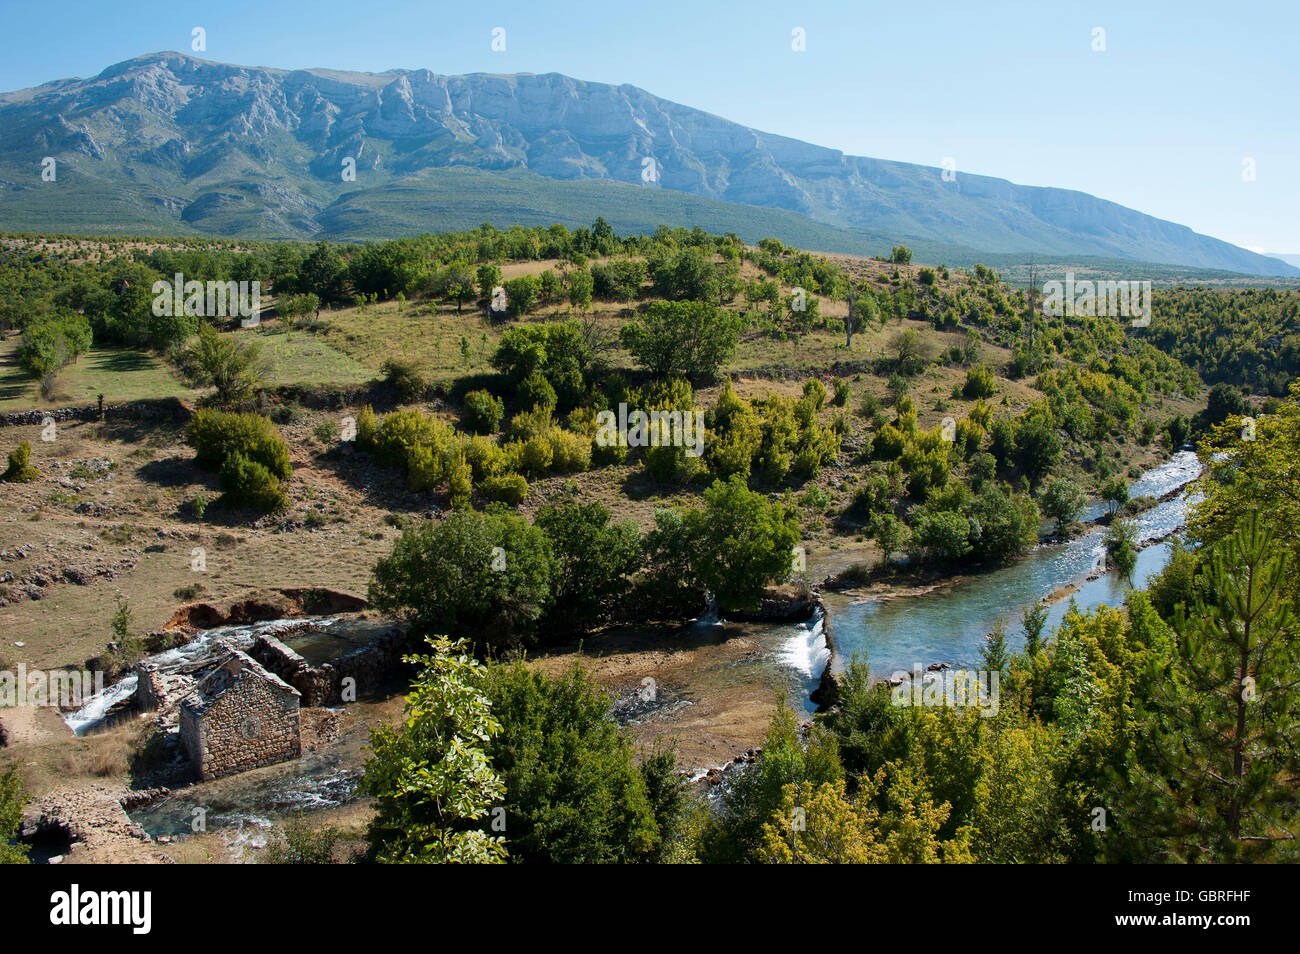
[0,51,1294,278]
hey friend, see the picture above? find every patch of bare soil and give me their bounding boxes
[532,622,795,771]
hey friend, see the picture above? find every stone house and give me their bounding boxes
[179,645,301,780]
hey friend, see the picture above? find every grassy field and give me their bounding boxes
[239,325,375,387]
[0,339,198,412]
[316,300,505,380]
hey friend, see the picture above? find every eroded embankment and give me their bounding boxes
[162,587,368,633]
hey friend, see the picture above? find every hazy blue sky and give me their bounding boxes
[2,0,1296,253]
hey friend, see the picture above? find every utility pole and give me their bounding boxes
[1026,263,1037,352]
[845,283,859,350]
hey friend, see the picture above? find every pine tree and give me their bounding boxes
[1112,514,1300,861]
[2,440,39,482]
[981,620,1010,674]
[1022,601,1048,656]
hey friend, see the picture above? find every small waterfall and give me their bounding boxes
[60,616,342,735]
[64,674,139,736]
[691,594,725,627]
[778,606,829,679]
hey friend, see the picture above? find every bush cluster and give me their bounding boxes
[185,409,292,513]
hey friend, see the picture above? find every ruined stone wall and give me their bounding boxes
[178,710,203,775]
[250,628,412,707]
[180,669,300,780]
[248,635,314,698]
[0,398,189,429]
[135,664,168,711]
[331,629,413,699]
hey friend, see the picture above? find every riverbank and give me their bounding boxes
[531,589,825,771]
[815,451,1203,680]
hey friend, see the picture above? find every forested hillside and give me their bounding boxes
[1144,287,1300,395]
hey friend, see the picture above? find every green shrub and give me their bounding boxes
[956,417,985,456]
[370,408,454,472]
[620,300,742,381]
[186,409,291,479]
[368,509,554,648]
[962,364,997,399]
[802,378,827,412]
[517,373,558,412]
[463,389,504,434]
[643,441,703,485]
[682,476,801,612]
[0,766,31,864]
[447,451,473,509]
[910,509,972,561]
[482,660,669,862]
[480,472,529,506]
[538,269,563,303]
[173,582,205,601]
[459,434,507,481]
[406,442,446,492]
[2,441,39,482]
[354,405,379,449]
[506,404,554,442]
[502,275,539,319]
[219,452,289,513]
[547,429,592,473]
[591,428,628,465]
[509,435,553,477]
[591,258,646,302]
[709,413,761,480]
[313,420,339,444]
[263,814,342,865]
[792,425,840,480]
[535,502,641,622]
[871,424,907,460]
[381,358,428,403]
[491,321,592,410]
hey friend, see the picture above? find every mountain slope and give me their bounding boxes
[0,51,1293,277]
[1265,253,1300,270]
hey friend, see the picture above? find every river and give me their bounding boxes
[808,451,1202,679]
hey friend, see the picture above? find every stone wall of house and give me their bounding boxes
[332,629,414,698]
[134,663,197,728]
[248,635,318,701]
[179,652,301,780]
[249,628,412,707]
[135,664,169,711]
[178,710,204,775]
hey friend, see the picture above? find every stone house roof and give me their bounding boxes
[180,643,300,719]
